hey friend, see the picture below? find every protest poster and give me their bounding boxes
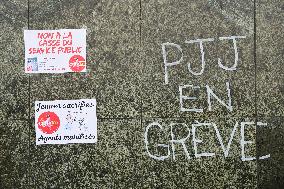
[35,99,97,145]
[24,29,86,73]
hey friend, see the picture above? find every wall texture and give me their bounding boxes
[0,0,283,188]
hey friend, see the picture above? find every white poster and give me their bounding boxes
[24,29,86,73]
[35,99,97,145]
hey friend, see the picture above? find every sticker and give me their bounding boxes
[69,55,86,72]
[35,99,97,145]
[24,29,86,73]
[37,111,60,134]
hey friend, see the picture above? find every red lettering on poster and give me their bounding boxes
[31,31,81,55]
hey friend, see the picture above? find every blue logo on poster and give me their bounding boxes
[27,57,38,71]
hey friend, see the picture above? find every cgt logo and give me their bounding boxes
[37,111,60,134]
[69,55,86,72]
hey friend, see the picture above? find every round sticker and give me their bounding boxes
[37,111,60,134]
[69,55,86,72]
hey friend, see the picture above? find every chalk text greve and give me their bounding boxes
[145,121,270,161]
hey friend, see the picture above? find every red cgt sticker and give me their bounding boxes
[69,55,86,72]
[37,111,60,134]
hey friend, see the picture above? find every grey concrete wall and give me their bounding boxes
[0,0,283,188]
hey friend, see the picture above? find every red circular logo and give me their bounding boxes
[69,55,86,72]
[37,111,60,134]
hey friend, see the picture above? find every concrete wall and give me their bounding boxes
[0,0,283,188]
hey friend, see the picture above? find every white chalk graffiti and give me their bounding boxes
[144,121,270,162]
[179,82,232,112]
[185,38,214,76]
[162,36,246,84]
[218,36,246,71]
